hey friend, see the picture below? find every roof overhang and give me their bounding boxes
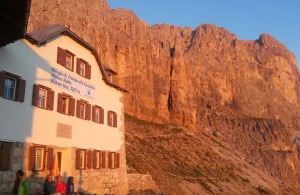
[0,0,31,47]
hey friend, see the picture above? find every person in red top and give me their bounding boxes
[55,175,66,195]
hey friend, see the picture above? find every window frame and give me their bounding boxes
[57,47,75,71]
[0,71,26,102]
[107,110,118,127]
[76,58,91,79]
[57,93,75,116]
[108,152,120,169]
[93,150,105,169]
[29,145,55,172]
[92,105,104,124]
[75,149,86,170]
[32,84,54,110]
[76,99,91,120]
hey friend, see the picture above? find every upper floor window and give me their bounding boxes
[57,47,75,71]
[0,71,26,102]
[76,100,91,120]
[76,58,91,79]
[107,110,117,127]
[57,93,75,116]
[92,105,104,124]
[104,66,117,83]
[32,84,54,110]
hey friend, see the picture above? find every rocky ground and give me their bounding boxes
[125,114,299,195]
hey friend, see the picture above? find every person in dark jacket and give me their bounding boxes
[65,176,75,195]
[10,170,29,195]
[44,174,56,195]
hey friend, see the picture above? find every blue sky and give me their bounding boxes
[107,0,300,68]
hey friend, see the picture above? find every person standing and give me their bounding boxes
[10,170,29,195]
[44,174,56,195]
[65,176,74,195]
[55,175,66,195]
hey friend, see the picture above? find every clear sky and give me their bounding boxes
[107,0,300,68]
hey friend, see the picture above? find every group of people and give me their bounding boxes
[44,174,75,195]
[9,170,75,195]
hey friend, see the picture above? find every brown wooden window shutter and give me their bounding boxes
[69,97,75,116]
[47,90,54,110]
[76,100,80,118]
[86,63,91,79]
[57,47,66,67]
[115,153,120,168]
[101,151,106,168]
[57,93,63,113]
[0,71,5,97]
[29,146,36,171]
[0,142,12,171]
[108,152,113,169]
[100,108,104,124]
[92,105,96,122]
[107,111,112,126]
[75,149,80,169]
[47,147,54,170]
[32,84,39,106]
[86,103,91,120]
[87,150,92,169]
[92,150,97,169]
[76,58,81,75]
[113,112,117,127]
[17,78,26,102]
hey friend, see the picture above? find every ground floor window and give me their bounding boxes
[0,141,13,170]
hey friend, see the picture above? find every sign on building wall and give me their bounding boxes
[50,67,96,99]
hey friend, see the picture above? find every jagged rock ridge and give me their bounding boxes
[27,0,300,194]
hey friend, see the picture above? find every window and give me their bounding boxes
[75,149,86,170]
[0,71,26,102]
[29,145,54,172]
[107,111,117,127]
[76,100,91,120]
[93,150,105,169]
[32,84,54,110]
[76,58,91,79]
[57,47,75,71]
[108,152,120,169]
[92,105,104,124]
[0,141,13,171]
[57,93,75,115]
[29,146,44,171]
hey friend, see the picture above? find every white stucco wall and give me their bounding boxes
[0,35,124,151]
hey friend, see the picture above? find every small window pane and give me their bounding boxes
[38,88,47,108]
[66,54,73,70]
[95,108,99,123]
[95,151,100,168]
[80,103,85,119]
[80,62,85,77]
[35,147,44,170]
[4,77,16,99]
[79,150,85,169]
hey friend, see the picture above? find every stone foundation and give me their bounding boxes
[0,142,128,195]
[127,173,159,193]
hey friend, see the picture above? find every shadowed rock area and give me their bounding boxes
[27,0,300,194]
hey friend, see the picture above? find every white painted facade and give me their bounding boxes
[1,35,124,150]
[0,26,128,195]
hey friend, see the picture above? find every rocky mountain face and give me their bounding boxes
[27,0,300,194]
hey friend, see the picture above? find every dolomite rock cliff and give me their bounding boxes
[27,0,300,194]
